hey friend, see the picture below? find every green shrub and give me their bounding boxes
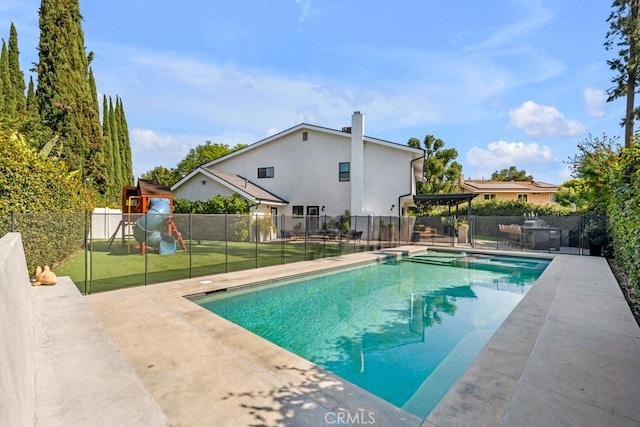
[470,199,571,216]
[1,129,88,271]
[0,130,87,213]
[420,199,573,217]
[173,194,250,214]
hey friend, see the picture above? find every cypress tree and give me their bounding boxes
[26,76,36,112]
[36,0,107,194]
[0,41,4,111]
[0,41,15,116]
[102,94,116,199]
[88,67,99,118]
[116,96,133,185]
[109,96,123,191]
[8,23,26,113]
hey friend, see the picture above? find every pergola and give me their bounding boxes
[412,193,478,218]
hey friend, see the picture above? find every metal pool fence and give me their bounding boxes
[1,212,605,294]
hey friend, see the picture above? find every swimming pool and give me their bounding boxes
[195,252,547,418]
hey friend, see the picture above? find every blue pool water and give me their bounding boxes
[196,253,547,418]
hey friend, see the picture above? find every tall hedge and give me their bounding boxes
[0,129,87,271]
[609,142,640,289]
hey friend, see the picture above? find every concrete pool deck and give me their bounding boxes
[82,248,640,426]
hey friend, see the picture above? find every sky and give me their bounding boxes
[0,0,627,185]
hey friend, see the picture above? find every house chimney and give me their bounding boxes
[350,111,365,214]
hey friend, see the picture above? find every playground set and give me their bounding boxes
[108,179,186,255]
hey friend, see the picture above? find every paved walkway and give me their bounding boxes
[32,277,169,426]
[81,249,640,426]
[426,254,640,427]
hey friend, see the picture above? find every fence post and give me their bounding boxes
[10,211,15,232]
[224,213,228,274]
[280,214,286,264]
[144,215,148,286]
[255,212,259,269]
[189,212,193,278]
[84,211,89,295]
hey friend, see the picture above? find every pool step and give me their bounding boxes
[399,256,458,267]
[401,328,494,418]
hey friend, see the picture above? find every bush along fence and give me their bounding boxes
[0,212,606,294]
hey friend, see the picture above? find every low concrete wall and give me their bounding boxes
[0,233,34,427]
[1,232,169,426]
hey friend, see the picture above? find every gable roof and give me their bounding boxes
[171,167,288,205]
[460,180,558,193]
[200,123,425,169]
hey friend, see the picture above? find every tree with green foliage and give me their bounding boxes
[408,135,461,194]
[141,166,181,187]
[116,96,133,185]
[108,97,123,192]
[102,94,116,198]
[605,0,640,147]
[490,166,533,181]
[176,141,247,178]
[568,133,621,214]
[554,179,592,210]
[88,67,99,118]
[0,41,14,116]
[26,76,36,112]
[8,23,26,113]
[36,0,107,194]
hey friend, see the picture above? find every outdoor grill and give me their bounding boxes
[522,219,561,251]
[522,219,549,229]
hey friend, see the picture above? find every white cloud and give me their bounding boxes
[130,129,192,177]
[131,129,185,152]
[465,140,558,181]
[509,101,585,138]
[467,140,555,167]
[584,88,606,117]
[294,0,316,23]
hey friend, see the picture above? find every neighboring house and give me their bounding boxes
[171,111,425,217]
[458,175,558,205]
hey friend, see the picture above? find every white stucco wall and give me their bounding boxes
[363,142,413,215]
[175,174,237,202]
[213,129,353,216]
[174,114,422,217]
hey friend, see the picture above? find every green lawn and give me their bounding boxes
[54,239,375,293]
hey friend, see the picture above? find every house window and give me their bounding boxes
[517,194,528,202]
[292,206,304,217]
[484,194,496,200]
[307,206,319,216]
[339,162,350,182]
[549,194,556,203]
[302,131,308,141]
[258,167,274,178]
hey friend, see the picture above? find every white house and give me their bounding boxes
[171,112,425,218]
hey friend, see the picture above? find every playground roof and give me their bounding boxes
[138,179,174,197]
